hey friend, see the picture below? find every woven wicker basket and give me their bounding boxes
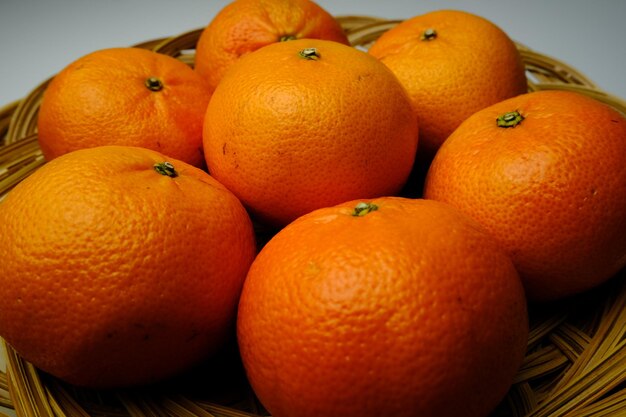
[1,15,625,417]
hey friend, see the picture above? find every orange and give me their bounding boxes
[0,145,257,388]
[37,47,211,167]
[237,197,528,417]
[424,90,626,301]
[194,0,349,93]
[369,9,527,160]
[203,38,418,227]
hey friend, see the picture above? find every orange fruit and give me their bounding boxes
[0,145,256,387]
[37,47,211,167]
[424,90,626,301]
[237,197,528,417]
[369,10,527,159]
[203,38,418,227]
[194,0,349,93]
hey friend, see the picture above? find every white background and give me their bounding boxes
[0,0,625,107]
[0,0,625,415]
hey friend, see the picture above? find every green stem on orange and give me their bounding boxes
[352,202,378,217]
[280,34,297,42]
[421,28,437,41]
[298,48,320,60]
[154,162,178,178]
[497,111,524,128]
[145,77,164,92]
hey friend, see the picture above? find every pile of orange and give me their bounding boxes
[1,1,625,417]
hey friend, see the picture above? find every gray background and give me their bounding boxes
[0,1,624,415]
[0,0,625,106]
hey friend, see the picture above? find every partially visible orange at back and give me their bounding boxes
[194,0,350,93]
[38,47,211,167]
[369,10,527,160]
